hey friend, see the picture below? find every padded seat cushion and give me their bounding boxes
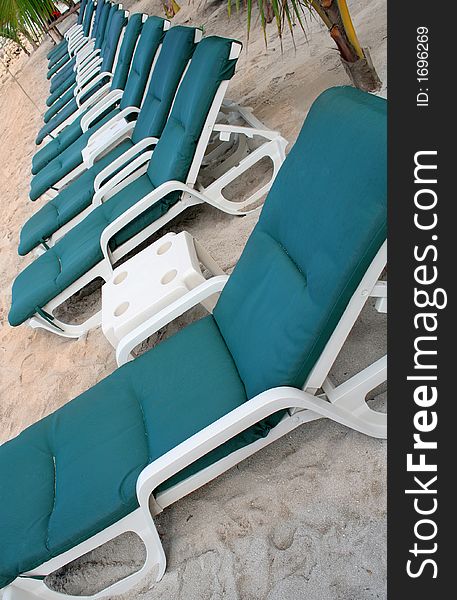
[36,98,78,146]
[0,316,248,589]
[21,140,134,255]
[44,84,76,123]
[47,76,76,108]
[214,86,387,398]
[11,171,163,325]
[30,117,126,201]
[32,107,121,175]
[47,40,69,67]
[47,55,74,81]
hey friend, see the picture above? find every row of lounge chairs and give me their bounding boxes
[0,0,387,597]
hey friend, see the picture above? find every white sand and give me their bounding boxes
[0,1,387,598]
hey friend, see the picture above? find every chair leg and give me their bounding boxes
[28,310,102,339]
[3,511,166,599]
[321,355,387,439]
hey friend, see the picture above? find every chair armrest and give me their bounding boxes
[65,23,82,40]
[99,180,186,266]
[93,136,156,191]
[116,275,229,366]
[75,71,110,104]
[76,55,102,83]
[80,89,124,131]
[86,106,140,149]
[100,178,251,267]
[83,120,136,167]
[69,35,91,57]
[212,123,283,142]
[76,80,111,111]
[76,45,99,67]
[136,386,337,512]
[93,151,153,208]
[75,65,102,95]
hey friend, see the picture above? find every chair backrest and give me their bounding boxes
[110,13,144,92]
[131,26,200,145]
[213,86,387,399]
[77,0,88,25]
[118,16,167,110]
[145,35,238,189]
[93,1,111,49]
[100,9,127,73]
[82,0,96,37]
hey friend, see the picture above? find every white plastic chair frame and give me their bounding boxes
[26,46,287,338]
[38,26,197,200]
[41,10,164,148]
[2,242,387,600]
[43,8,129,147]
[54,2,116,77]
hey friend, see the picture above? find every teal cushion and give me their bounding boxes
[44,85,76,122]
[77,0,89,26]
[10,171,156,325]
[30,120,123,202]
[118,16,166,111]
[146,35,238,188]
[47,54,72,80]
[99,10,126,74]
[47,41,69,66]
[47,75,76,107]
[92,1,111,51]
[0,315,248,589]
[31,107,121,175]
[21,139,134,255]
[110,13,144,92]
[214,86,387,399]
[36,98,78,147]
[32,25,197,200]
[130,25,199,144]
[49,57,76,89]
[82,0,96,37]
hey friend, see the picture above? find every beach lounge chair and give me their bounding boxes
[46,0,105,82]
[0,86,387,599]
[11,37,286,338]
[43,4,127,123]
[20,26,202,256]
[46,0,95,71]
[32,15,169,175]
[29,22,198,203]
[36,5,126,145]
[46,0,91,65]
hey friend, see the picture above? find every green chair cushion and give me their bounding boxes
[21,139,134,255]
[44,84,76,122]
[214,86,387,399]
[32,107,121,175]
[48,55,74,83]
[0,315,248,589]
[130,25,199,144]
[11,171,158,325]
[117,16,165,110]
[32,24,197,201]
[36,98,78,148]
[47,41,69,66]
[110,13,145,93]
[47,76,76,108]
[145,35,237,188]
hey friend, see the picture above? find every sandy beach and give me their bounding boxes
[0,1,387,598]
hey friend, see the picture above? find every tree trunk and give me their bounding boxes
[318,0,381,92]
